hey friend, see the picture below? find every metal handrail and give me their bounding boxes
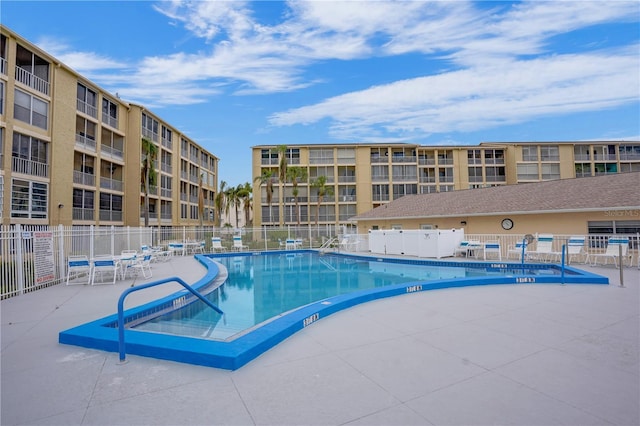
[117,276,223,363]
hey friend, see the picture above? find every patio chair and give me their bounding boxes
[168,242,185,256]
[91,255,121,285]
[211,237,227,253]
[567,236,589,264]
[191,241,205,254]
[454,241,470,257]
[527,234,561,262]
[285,239,296,250]
[591,237,630,267]
[338,235,358,252]
[483,241,502,261]
[507,240,528,261]
[232,235,248,252]
[66,255,92,285]
[127,253,153,279]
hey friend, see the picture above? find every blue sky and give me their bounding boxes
[3,0,639,186]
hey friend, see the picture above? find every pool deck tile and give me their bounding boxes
[1,253,639,426]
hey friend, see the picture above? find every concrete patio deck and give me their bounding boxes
[2,254,638,426]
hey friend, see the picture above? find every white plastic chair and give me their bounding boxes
[66,255,92,285]
[285,239,296,250]
[507,240,528,260]
[211,237,227,253]
[128,254,153,279]
[233,235,248,251]
[567,236,589,264]
[91,256,121,285]
[591,237,630,267]
[168,242,185,256]
[527,234,561,262]
[483,241,502,261]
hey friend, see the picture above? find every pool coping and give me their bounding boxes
[59,251,609,370]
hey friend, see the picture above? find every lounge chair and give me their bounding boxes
[168,242,185,256]
[567,236,589,264]
[66,255,92,285]
[591,237,630,267]
[507,240,528,261]
[454,241,470,257]
[338,234,358,252]
[211,237,227,253]
[233,235,248,251]
[527,234,561,262]
[285,239,296,250]
[483,241,502,261]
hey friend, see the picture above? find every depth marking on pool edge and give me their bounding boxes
[303,313,320,327]
[406,285,423,293]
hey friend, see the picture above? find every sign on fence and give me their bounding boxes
[33,231,55,285]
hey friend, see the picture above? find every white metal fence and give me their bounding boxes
[1,224,637,300]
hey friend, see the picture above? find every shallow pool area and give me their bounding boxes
[59,251,608,370]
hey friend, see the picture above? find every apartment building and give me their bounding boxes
[0,26,218,227]
[251,141,640,227]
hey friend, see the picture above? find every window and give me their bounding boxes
[15,44,49,94]
[541,163,560,180]
[285,148,300,164]
[484,149,505,164]
[468,149,481,165]
[437,150,453,165]
[371,165,389,181]
[99,193,122,221]
[102,97,118,128]
[575,163,591,178]
[11,179,47,218]
[309,148,334,164]
[517,163,538,180]
[72,188,94,220]
[540,145,559,161]
[372,184,389,201]
[141,113,159,142]
[181,203,188,219]
[393,184,417,199]
[468,166,483,183]
[309,166,334,182]
[485,166,506,182]
[261,149,278,165]
[76,83,97,117]
[76,116,96,143]
[338,204,357,221]
[337,148,355,164]
[574,145,590,161]
[620,144,640,161]
[14,89,48,129]
[161,126,173,149]
[438,167,453,182]
[522,146,538,161]
[0,80,4,114]
[392,165,417,180]
[12,132,49,177]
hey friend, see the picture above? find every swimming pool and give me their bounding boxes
[59,251,608,370]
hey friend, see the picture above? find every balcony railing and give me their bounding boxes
[620,153,640,161]
[337,176,356,183]
[161,188,172,198]
[76,99,97,118]
[392,174,417,182]
[12,157,49,177]
[75,134,97,152]
[309,157,334,164]
[99,210,123,222]
[574,154,590,161]
[101,144,123,160]
[100,176,124,192]
[372,194,390,201]
[371,174,389,182]
[1,57,7,75]
[370,156,388,163]
[419,176,436,183]
[73,170,95,186]
[162,137,173,150]
[418,158,436,165]
[391,156,416,163]
[261,158,278,165]
[15,66,50,95]
[161,163,172,174]
[72,207,94,221]
[102,112,118,129]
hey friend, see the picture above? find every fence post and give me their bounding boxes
[110,225,115,255]
[15,224,25,295]
[57,224,65,282]
[619,243,624,288]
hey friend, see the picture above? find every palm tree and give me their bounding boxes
[254,169,275,225]
[141,137,158,227]
[237,182,253,227]
[277,145,288,227]
[310,175,333,227]
[286,166,307,226]
[214,180,227,228]
[224,185,239,228]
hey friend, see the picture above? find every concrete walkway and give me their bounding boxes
[1,255,638,425]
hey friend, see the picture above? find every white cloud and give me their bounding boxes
[269,46,640,139]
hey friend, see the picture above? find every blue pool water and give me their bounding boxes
[133,252,575,340]
[59,251,608,370]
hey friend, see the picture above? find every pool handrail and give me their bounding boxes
[117,276,224,363]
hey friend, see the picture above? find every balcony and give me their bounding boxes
[161,163,172,174]
[15,66,49,95]
[161,188,172,198]
[12,157,49,178]
[76,99,97,118]
[309,157,334,165]
[101,144,123,160]
[1,57,6,75]
[391,155,416,163]
[75,134,97,152]
[372,193,390,202]
[261,158,278,165]
[73,170,95,186]
[101,112,118,129]
[337,175,356,183]
[100,176,124,192]
[162,137,173,150]
[72,208,94,221]
[99,210,123,222]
